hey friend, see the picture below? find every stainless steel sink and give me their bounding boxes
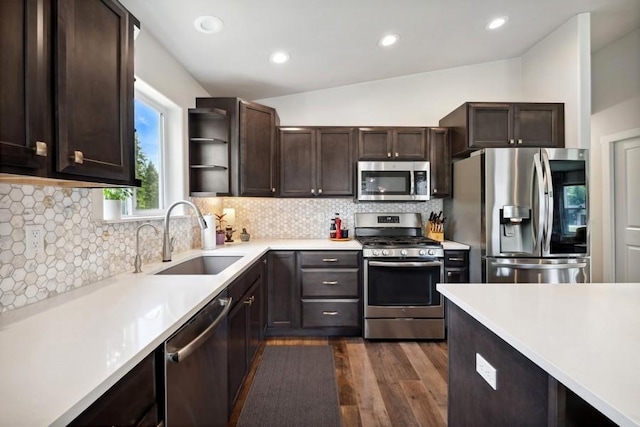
[155,256,242,275]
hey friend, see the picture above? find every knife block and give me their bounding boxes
[426,221,444,242]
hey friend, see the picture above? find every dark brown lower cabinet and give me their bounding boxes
[69,350,161,426]
[266,251,298,333]
[227,258,265,410]
[447,303,616,427]
[444,250,469,283]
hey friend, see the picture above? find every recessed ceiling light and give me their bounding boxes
[270,51,290,64]
[486,16,508,30]
[194,16,224,34]
[379,34,400,47]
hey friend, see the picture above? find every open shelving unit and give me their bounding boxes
[188,108,231,196]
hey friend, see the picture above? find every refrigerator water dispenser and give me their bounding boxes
[499,206,531,253]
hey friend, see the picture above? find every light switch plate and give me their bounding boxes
[476,352,497,390]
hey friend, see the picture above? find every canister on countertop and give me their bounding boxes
[202,214,217,249]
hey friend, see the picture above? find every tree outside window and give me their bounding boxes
[132,97,164,213]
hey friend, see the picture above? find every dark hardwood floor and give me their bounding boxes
[229,337,448,426]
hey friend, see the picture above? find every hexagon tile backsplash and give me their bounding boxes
[0,183,443,313]
[0,184,198,313]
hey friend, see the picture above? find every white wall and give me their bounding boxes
[590,28,640,282]
[132,29,210,199]
[521,13,591,149]
[256,59,523,126]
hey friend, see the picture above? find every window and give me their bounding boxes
[563,184,586,233]
[128,94,166,215]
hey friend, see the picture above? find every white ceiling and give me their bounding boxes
[120,0,640,100]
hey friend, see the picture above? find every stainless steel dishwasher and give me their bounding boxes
[165,291,231,426]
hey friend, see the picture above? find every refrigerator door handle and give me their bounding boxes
[532,154,545,254]
[541,150,554,253]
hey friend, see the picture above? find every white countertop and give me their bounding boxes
[0,239,361,426]
[437,282,640,427]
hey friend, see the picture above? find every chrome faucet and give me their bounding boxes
[134,223,159,273]
[162,200,208,262]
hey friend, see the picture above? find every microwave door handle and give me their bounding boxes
[541,150,554,254]
[532,154,545,254]
[410,171,415,197]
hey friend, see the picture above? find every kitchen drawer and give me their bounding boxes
[444,250,468,269]
[301,299,360,328]
[299,251,360,268]
[301,269,359,297]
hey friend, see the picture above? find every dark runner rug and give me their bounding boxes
[237,345,341,427]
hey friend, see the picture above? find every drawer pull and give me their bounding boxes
[448,257,465,261]
[322,281,339,285]
[322,258,338,262]
[322,311,339,316]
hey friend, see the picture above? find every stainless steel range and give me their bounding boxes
[355,213,445,340]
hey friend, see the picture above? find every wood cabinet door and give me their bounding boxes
[357,128,392,160]
[55,0,135,184]
[267,251,297,330]
[247,278,263,366]
[428,127,451,197]
[239,101,276,196]
[393,128,427,159]
[279,128,316,197]
[0,0,49,174]
[227,300,248,409]
[316,128,354,196]
[513,103,564,148]
[468,103,513,149]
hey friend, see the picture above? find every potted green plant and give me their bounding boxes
[214,213,226,245]
[102,188,132,220]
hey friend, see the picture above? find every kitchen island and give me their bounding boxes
[437,282,640,427]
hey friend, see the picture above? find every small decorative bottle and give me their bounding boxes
[329,219,337,239]
[334,213,342,239]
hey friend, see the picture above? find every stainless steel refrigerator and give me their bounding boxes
[445,148,590,283]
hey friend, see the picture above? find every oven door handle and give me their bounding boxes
[368,260,442,268]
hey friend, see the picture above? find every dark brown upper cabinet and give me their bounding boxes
[357,127,427,160]
[195,98,279,197]
[0,0,137,186]
[440,102,564,158]
[0,0,49,176]
[428,127,451,198]
[54,0,135,183]
[279,127,355,198]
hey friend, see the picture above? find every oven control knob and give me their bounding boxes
[382,250,390,256]
[372,250,380,256]
[428,249,435,256]
[400,249,408,256]
[419,249,427,256]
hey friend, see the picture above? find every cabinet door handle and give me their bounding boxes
[272,187,276,193]
[318,188,322,194]
[322,281,338,285]
[509,139,515,145]
[311,189,315,194]
[395,152,399,157]
[71,151,84,164]
[34,141,47,157]
[322,311,339,316]
[244,295,255,305]
[517,139,523,144]
[447,271,453,277]
[322,258,338,262]
[387,152,392,158]
[433,188,438,193]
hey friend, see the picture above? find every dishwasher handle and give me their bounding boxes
[167,297,232,363]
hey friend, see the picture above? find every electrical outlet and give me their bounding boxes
[25,225,44,257]
[476,353,497,390]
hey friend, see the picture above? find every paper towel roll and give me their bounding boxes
[202,214,217,249]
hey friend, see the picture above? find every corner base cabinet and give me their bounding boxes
[440,102,564,158]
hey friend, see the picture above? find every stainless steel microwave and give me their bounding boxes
[357,161,430,201]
